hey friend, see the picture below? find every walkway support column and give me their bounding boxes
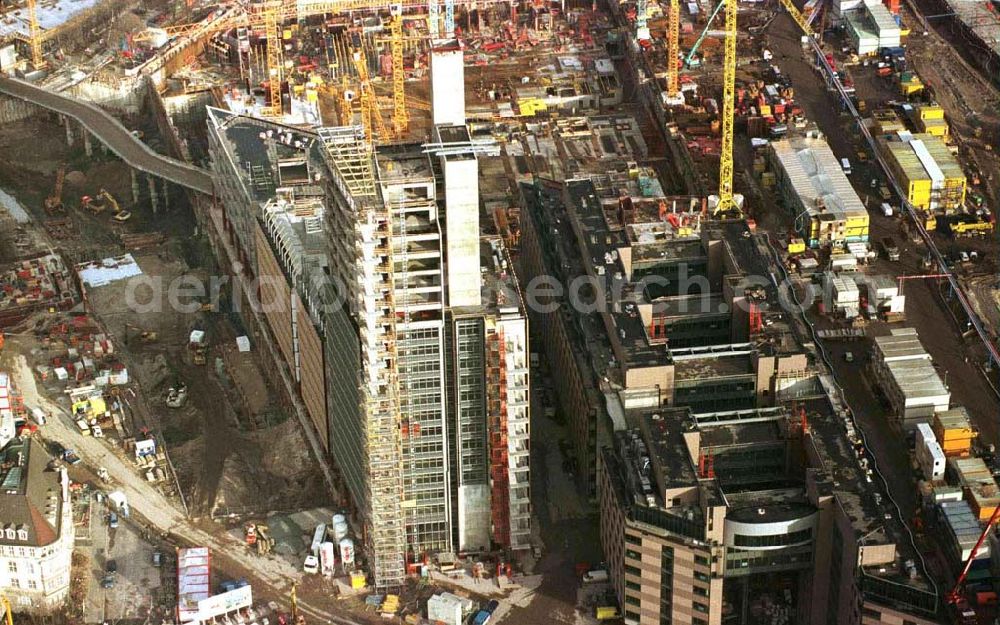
[148,175,158,215]
[130,169,140,204]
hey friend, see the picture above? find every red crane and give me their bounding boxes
[946,502,1000,605]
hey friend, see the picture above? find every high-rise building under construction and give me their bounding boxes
[205,43,529,589]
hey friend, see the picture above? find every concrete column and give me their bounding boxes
[62,115,73,146]
[148,175,158,215]
[130,170,140,204]
[83,132,93,157]
[161,179,170,212]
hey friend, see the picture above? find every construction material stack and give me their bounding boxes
[871,328,950,430]
[950,457,1000,522]
[938,500,991,568]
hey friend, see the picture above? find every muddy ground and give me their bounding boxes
[0,113,330,518]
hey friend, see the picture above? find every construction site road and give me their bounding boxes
[7,353,364,625]
[0,77,214,195]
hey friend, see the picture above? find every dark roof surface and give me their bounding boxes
[0,438,62,547]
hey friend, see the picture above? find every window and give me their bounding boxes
[694,555,709,566]
[626,581,641,591]
[625,611,640,621]
[7,562,15,573]
[9,579,18,589]
[626,549,642,560]
[693,602,708,613]
[4,529,12,540]
[625,534,641,546]
[625,596,641,607]
[27,580,36,590]
[693,586,708,597]
[694,572,710,583]
[693,619,708,625]
[624,565,641,576]
[15,530,26,541]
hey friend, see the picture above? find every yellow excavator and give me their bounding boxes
[81,189,131,221]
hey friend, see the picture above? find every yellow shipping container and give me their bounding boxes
[918,104,945,120]
[596,607,620,620]
[919,118,949,138]
[350,571,367,589]
[760,104,772,116]
[788,238,806,254]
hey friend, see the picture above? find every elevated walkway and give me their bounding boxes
[0,77,214,195]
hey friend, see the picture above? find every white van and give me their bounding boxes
[841,158,852,175]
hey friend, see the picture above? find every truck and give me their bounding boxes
[583,569,609,583]
[62,449,81,465]
[472,610,492,625]
[880,237,900,261]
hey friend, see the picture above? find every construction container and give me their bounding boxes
[938,500,988,564]
[899,71,924,95]
[881,132,965,212]
[871,329,949,428]
[934,407,976,457]
[769,137,869,247]
[350,571,366,589]
[915,423,946,480]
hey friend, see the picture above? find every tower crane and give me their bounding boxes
[389,6,408,135]
[261,0,284,116]
[665,0,681,101]
[777,0,814,35]
[714,0,738,215]
[351,46,392,143]
[0,595,12,625]
[27,0,44,68]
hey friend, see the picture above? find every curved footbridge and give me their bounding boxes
[0,77,214,196]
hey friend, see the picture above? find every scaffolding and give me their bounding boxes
[487,324,511,547]
[318,126,405,589]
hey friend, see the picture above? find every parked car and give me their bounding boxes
[108,512,119,529]
[106,560,117,574]
[100,575,115,589]
[152,551,163,567]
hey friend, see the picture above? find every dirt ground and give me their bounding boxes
[0,112,330,519]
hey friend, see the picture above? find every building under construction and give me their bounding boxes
[206,45,529,589]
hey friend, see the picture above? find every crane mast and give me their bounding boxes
[27,0,43,68]
[715,0,738,215]
[262,0,283,116]
[389,8,408,135]
[666,0,680,99]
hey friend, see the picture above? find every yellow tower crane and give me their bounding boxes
[714,0,738,216]
[666,0,680,100]
[351,47,391,143]
[778,0,814,35]
[389,7,408,136]
[262,0,284,117]
[27,0,44,69]
[0,594,12,625]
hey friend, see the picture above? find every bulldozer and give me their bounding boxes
[44,166,65,214]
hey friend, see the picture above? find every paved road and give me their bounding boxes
[0,77,214,195]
